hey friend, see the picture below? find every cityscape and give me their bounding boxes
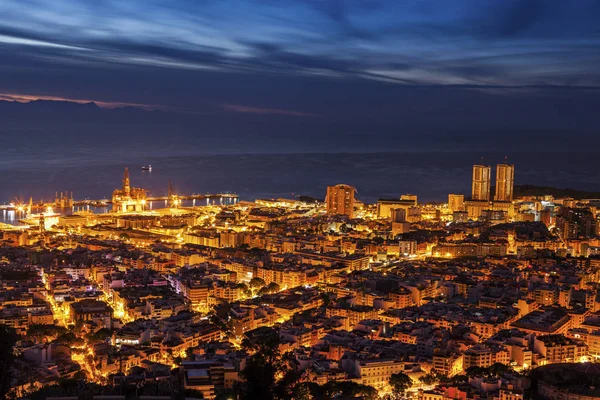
[1,161,600,400]
[2,1,600,400]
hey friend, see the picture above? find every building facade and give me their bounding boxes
[326,184,356,218]
[472,165,491,201]
[495,164,515,201]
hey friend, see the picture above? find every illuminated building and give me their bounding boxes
[433,351,463,377]
[400,194,418,203]
[472,164,491,201]
[392,221,411,236]
[112,167,147,213]
[453,210,469,222]
[353,358,405,389]
[377,198,416,219]
[533,334,587,364]
[463,344,510,369]
[481,209,508,222]
[494,164,515,201]
[391,208,410,234]
[540,209,554,226]
[399,240,417,256]
[448,194,464,212]
[464,199,489,219]
[326,184,355,218]
[391,208,406,222]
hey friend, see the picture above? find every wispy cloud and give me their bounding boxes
[0,1,599,88]
[222,104,316,117]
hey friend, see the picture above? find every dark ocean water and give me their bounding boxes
[0,147,598,205]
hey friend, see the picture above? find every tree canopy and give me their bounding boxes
[0,325,18,399]
[389,372,413,394]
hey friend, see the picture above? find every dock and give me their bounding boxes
[1,193,239,210]
[73,193,239,207]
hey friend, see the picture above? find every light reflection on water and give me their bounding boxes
[0,198,236,226]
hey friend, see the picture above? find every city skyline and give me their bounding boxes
[1,2,600,400]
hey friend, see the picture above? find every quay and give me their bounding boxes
[73,192,239,207]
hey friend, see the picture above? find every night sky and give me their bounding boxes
[1,1,599,152]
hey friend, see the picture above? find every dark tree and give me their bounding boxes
[249,277,266,289]
[389,372,413,395]
[240,327,284,400]
[0,325,17,398]
[318,381,378,400]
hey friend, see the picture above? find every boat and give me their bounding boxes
[142,165,152,171]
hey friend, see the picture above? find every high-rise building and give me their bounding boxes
[448,194,465,213]
[326,184,356,218]
[494,164,515,201]
[472,165,491,201]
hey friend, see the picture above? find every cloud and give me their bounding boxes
[0,0,599,89]
[222,104,316,117]
[0,92,162,110]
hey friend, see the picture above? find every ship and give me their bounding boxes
[142,165,152,171]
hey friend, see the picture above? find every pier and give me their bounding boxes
[1,193,239,210]
[74,192,239,207]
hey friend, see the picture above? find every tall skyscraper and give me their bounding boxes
[326,184,356,218]
[494,164,515,201]
[472,165,491,201]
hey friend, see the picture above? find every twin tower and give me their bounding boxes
[472,163,514,202]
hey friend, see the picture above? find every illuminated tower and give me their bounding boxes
[494,164,515,201]
[326,184,356,218]
[112,167,147,213]
[123,167,131,197]
[472,165,491,201]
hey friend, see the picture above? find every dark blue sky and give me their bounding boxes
[0,0,599,149]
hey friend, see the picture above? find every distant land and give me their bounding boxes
[1,98,599,154]
[0,99,158,118]
[512,185,600,200]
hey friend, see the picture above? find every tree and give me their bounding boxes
[257,282,281,296]
[419,371,440,386]
[273,369,303,399]
[86,328,113,344]
[266,282,280,294]
[0,325,17,399]
[290,382,313,400]
[449,374,469,385]
[465,366,489,378]
[240,327,284,400]
[26,324,68,342]
[56,332,85,347]
[319,381,378,400]
[249,277,266,290]
[489,362,514,377]
[320,292,333,308]
[389,372,413,395]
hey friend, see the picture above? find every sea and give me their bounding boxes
[0,148,600,204]
[1,148,598,211]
